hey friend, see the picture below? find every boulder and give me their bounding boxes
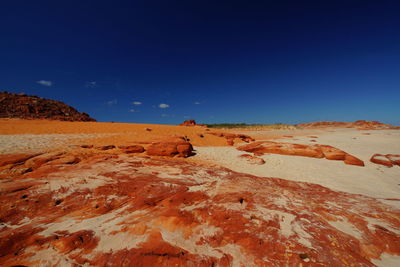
[146,137,193,158]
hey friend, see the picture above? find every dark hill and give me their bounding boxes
[0,92,96,121]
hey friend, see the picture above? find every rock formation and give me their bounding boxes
[179,120,197,126]
[0,92,96,121]
[146,137,193,157]
[238,141,365,166]
[207,132,255,146]
[298,120,396,129]
[370,154,400,167]
[0,151,399,266]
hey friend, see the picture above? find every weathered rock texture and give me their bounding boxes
[0,151,399,266]
[239,154,265,165]
[238,141,365,166]
[370,154,400,167]
[298,120,398,129]
[0,92,96,121]
[146,137,193,158]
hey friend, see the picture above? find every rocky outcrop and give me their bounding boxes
[0,92,96,121]
[179,120,197,126]
[238,141,364,166]
[370,154,400,167]
[298,120,394,129]
[0,151,399,266]
[179,120,207,127]
[146,137,193,158]
[207,132,255,146]
[298,120,396,129]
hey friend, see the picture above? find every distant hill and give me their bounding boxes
[297,120,397,129]
[0,92,96,121]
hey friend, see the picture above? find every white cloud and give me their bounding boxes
[132,101,142,105]
[85,81,97,88]
[37,80,53,86]
[161,114,169,117]
[194,101,201,105]
[159,103,170,109]
[129,109,138,112]
[107,99,117,106]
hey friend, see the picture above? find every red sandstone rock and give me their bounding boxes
[0,152,398,266]
[51,155,80,165]
[238,141,325,158]
[344,154,365,166]
[146,137,193,158]
[24,152,65,169]
[179,120,197,126]
[238,141,364,166]
[387,154,400,166]
[370,154,396,167]
[118,145,145,154]
[0,153,41,167]
[0,91,96,121]
[319,145,346,160]
[239,154,265,165]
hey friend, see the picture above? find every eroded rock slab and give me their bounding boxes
[371,154,400,167]
[238,141,365,166]
[0,151,399,266]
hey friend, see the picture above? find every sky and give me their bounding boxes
[1,0,400,125]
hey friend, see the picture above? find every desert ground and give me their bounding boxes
[1,119,399,266]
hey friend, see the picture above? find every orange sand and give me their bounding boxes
[0,119,232,147]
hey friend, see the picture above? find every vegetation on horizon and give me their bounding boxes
[205,123,297,130]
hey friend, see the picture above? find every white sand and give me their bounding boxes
[0,133,116,154]
[194,129,400,202]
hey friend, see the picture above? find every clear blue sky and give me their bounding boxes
[1,1,399,125]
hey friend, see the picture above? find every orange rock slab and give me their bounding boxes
[0,151,399,266]
[238,141,365,166]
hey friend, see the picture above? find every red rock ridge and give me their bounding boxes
[0,91,96,121]
[298,120,397,129]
